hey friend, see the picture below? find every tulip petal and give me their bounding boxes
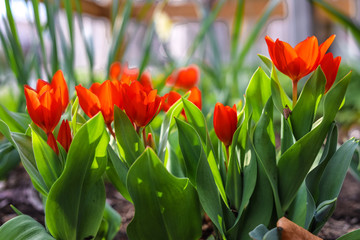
[76,85,101,118]
[52,70,69,112]
[295,36,319,72]
[319,34,335,61]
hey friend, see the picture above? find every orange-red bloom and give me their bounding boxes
[265,35,335,83]
[166,65,200,90]
[57,120,72,152]
[320,52,341,93]
[162,87,202,119]
[24,70,69,134]
[213,103,237,147]
[76,80,123,127]
[109,62,153,89]
[122,81,162,127]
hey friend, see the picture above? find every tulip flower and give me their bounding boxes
[320,52,341,94]
[24,70,69,135]
[213,103,237,147]
[109,62,153,89]
[265,35,335,105]
[75,80,122,136]
[57,120,72,152]
[47,132,59,155]
[162,87,202,120]
[166,65,200,90]
[122,81,162,128]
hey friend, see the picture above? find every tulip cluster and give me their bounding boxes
[265,35,341,105]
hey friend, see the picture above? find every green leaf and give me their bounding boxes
[336,228,360,240]
[45,113,109,240]
[270,65,292,114]
[0,215,54,240]
[31,129,62,189]
[0,141,20,179]
[290,67,326,140]
[175,118,202,185]
[280,116,294,154]
[0,120,48,196]
[277,72,352,211]
[258,54,273,72]
[236,156,274,240]
[253,97,282,217]
[249,224,269,240]
[114,107,145,166]
[0,104,31,133]
[158,97,184,162]
[245,67,272,123]
[226,127,242,210]
[95,202,121,240]
[318,138,359,202]
[126,148,202,240]
[106,145,131,202]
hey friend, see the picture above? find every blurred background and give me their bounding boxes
[0,0,359,134]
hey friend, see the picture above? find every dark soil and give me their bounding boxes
[1,165,360,240]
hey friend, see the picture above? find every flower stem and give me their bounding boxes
[142,128,147,147]
[225,145,230,172]
[107,123,116,139]
[292,80,298,107]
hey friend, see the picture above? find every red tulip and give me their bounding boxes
[166,65,200,90]
[75,80,123,127]
[24,70,69,134]
[162,91,182,112]
[320,52,341,94]
[109,62,153,89]
[265,35,335,83]
[57,120,72,152]
[213,103,237,147]
[122,81,162,128]
[265,35,335,105]
[187,87,202,110]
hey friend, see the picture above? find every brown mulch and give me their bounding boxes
[1,165,360,240]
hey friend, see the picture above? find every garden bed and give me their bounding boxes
[1,165,359,240]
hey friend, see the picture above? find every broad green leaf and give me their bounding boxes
[0,120,48,196]
[183,98,207,144]
[252,97,282,217]
[336,229,360,240]
[312,198,337,234]
[0,104,30,133]
[114,107,145,166]
[158,97,184,162]
[166,130,187,178]
[236,158,274,240]
[0,215,54,240]
[126,148,202,240]
[245,67,272,123]
[0,141,20,179]
[226,127,242,210]
[318,138,359,203]
[95,202,121,240]
[249,224,269,240]
[106,145,131,202]
[262,227,281,240]
[46,113,108,240]
[31,129,62,189]
[175,118,201,185]
[257,54,273,72]
[270,65,292,114]
[287,182,307,227]
[277,72,352,211]
[290,67,326,140]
